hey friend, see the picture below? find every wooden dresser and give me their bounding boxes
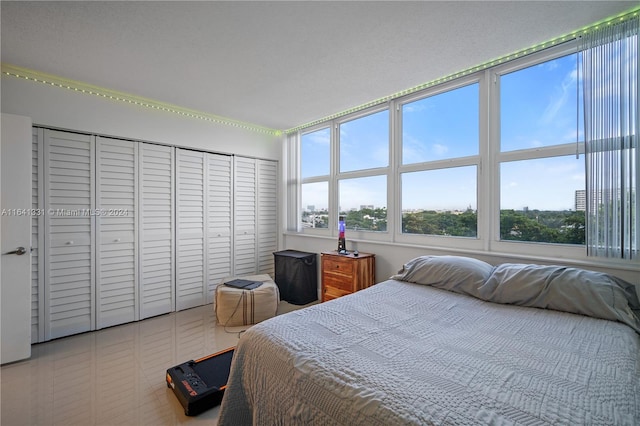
[321,251,375,302]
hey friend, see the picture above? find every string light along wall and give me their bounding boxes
[284,6,640,134]
[0,64,282,137]
[2,6,638,137]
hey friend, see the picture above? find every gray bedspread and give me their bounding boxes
[217,279,640,425]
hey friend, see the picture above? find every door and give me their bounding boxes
[176,148,206,310]
[234,157,257,276]
[1,113,32,363]
[96,136,138,328]
[139,143,175,319]
[43,129,95,340]
[257,159,278,275]
[206,153,232,303]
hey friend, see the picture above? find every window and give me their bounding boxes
[299,109,390,234]
[400,81,480,239]
[336,109,390,234]
[498,52,585,246]
[301,182,328,229]
[501,55,583,151]
[402,83,479,163]
[299,127,331,230]
[500,157,585,244]
[301,127,330,178]
[290,20,637,263]
[340,110,389,172]
[402,166,477,237]
[339,176,387,232]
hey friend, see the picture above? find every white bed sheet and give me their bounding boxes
[218,279,640,425]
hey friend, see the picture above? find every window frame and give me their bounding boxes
[291,39,608,262]
[334,105,392,242]
[298,123,333,235]
[489,42,588,259]
[394,74,485,250]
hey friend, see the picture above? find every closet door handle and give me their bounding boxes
[4,246,27,255]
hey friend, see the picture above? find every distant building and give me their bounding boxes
[575,190,586,211]
[575,188,633,212]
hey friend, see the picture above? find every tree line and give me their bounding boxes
[303,207,585,245]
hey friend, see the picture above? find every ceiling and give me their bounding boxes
[1,1,637,132]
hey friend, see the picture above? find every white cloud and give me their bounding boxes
[540,68,577,125]
[304,129,330,146]
[431,143,448,156]
[403,102,427,114]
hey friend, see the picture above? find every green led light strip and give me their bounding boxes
[284,6,640,134]
[1,64,282,137]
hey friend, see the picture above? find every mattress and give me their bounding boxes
[218,279,640,425]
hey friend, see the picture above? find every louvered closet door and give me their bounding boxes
[139,143,175,319]
[206,153,232,303]
[31,128,44,343]
[234,157,257,276]
[257,159,278,275]
[96,137,138,329]
[176,149,206,310]
[44,130,95,340]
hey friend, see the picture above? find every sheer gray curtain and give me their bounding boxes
[581,16,639,259]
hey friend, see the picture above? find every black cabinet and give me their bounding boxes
[273,250,318,305]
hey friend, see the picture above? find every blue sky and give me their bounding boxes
[302,53,584,212]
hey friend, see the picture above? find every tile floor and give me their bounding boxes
[1,301,308,426]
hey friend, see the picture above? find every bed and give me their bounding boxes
[217,256,640,425]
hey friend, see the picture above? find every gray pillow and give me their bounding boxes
[391,255,493,298]
[477,263,640,333]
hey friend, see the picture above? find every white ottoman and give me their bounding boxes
[215,274,280,326]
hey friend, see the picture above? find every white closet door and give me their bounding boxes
[138,143,175,319]
[139,143,175,319]
[176,149,206,310]
[206,153,232,303]
[234,157,257,276]
[44,130,95,340]
[31,128,44,343]
[257,159,278,275]
[96,137,138,329]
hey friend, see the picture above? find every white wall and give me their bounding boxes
[1,75,281,160]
